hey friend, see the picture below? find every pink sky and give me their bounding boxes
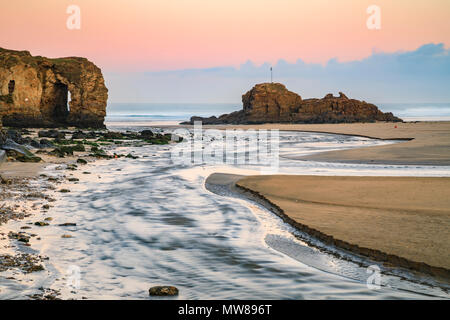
[1,0,450,71]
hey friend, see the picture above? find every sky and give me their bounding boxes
[1,0,450,103]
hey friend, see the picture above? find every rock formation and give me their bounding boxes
[0,47,108,128]
[185,83,402,124]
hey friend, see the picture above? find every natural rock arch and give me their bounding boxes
[0,47,108,128]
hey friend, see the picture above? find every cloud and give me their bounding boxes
[104,43,450,104]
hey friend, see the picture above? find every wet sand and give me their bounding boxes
[235,174,450,278]
[201,121,450,166]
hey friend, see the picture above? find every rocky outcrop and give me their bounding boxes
[184,83,402,124]
[0,47,108,128]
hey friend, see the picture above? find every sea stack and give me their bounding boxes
[185,83,402,124]
[0,47,108,128]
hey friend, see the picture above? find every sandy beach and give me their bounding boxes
[235,175,450,278]
[203,121,450,166]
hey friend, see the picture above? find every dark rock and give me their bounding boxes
[34,222,49,227]
[58,223,76,226]
[139,130,154,138]
[16,155,42,163]
[1,139,34,157]
[39,139,54,148]
[30,140,41,149]
[38,130,65,139]
[72,131,87,139]
[77,158,87,164]
[6,130,24,144]
[149,286,179,296]
[103,131,123,139]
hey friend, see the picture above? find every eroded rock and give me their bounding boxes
[184,83,402,124]
[0,47,108,128]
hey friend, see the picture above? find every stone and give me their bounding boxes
[149,286,179,296]
[38,130,65,139]
[58,222,76,226]
[102,131,123,139]
[184,83,402,124]
[140,130,154,138]
[39,139,54,148]
[34,222,49,227]
[1,139,34,157]
[72,131,87,139]
[0,47,108,128]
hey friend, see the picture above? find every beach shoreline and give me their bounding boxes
[233,174,450,280]
[187,121,450,166]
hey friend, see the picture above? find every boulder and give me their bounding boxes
[1,139,34,157]
[72,131,87,140]
[149,286,179,296]
[38,130,65,139]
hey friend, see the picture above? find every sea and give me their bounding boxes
[105,102,450,125]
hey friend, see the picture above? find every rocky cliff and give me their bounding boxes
[0,48,108,128]
[185,83,402,124]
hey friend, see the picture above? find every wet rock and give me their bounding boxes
[50,144,85,157]
[42,205,50,209]
[44,217,53,221]
[77,158,87,164]
[30,140,41,149]
[58,223,76,227]
[149,286,179,296]
[61,234,72,238]
[140,130,154,138]
[18,237,30,243]
[68,178,79,182]
[103,131,123,140]
[6,130,24,144]
[67,164,78,171]
[38,130,65,139]
[0,174,12,185]
[1,139,34,157]
[15,154,42,163]
[34,222,49,227]
[59,189,71,193]
[40,139,54,148]
[126,153,138,159]
[72,131,87,140]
